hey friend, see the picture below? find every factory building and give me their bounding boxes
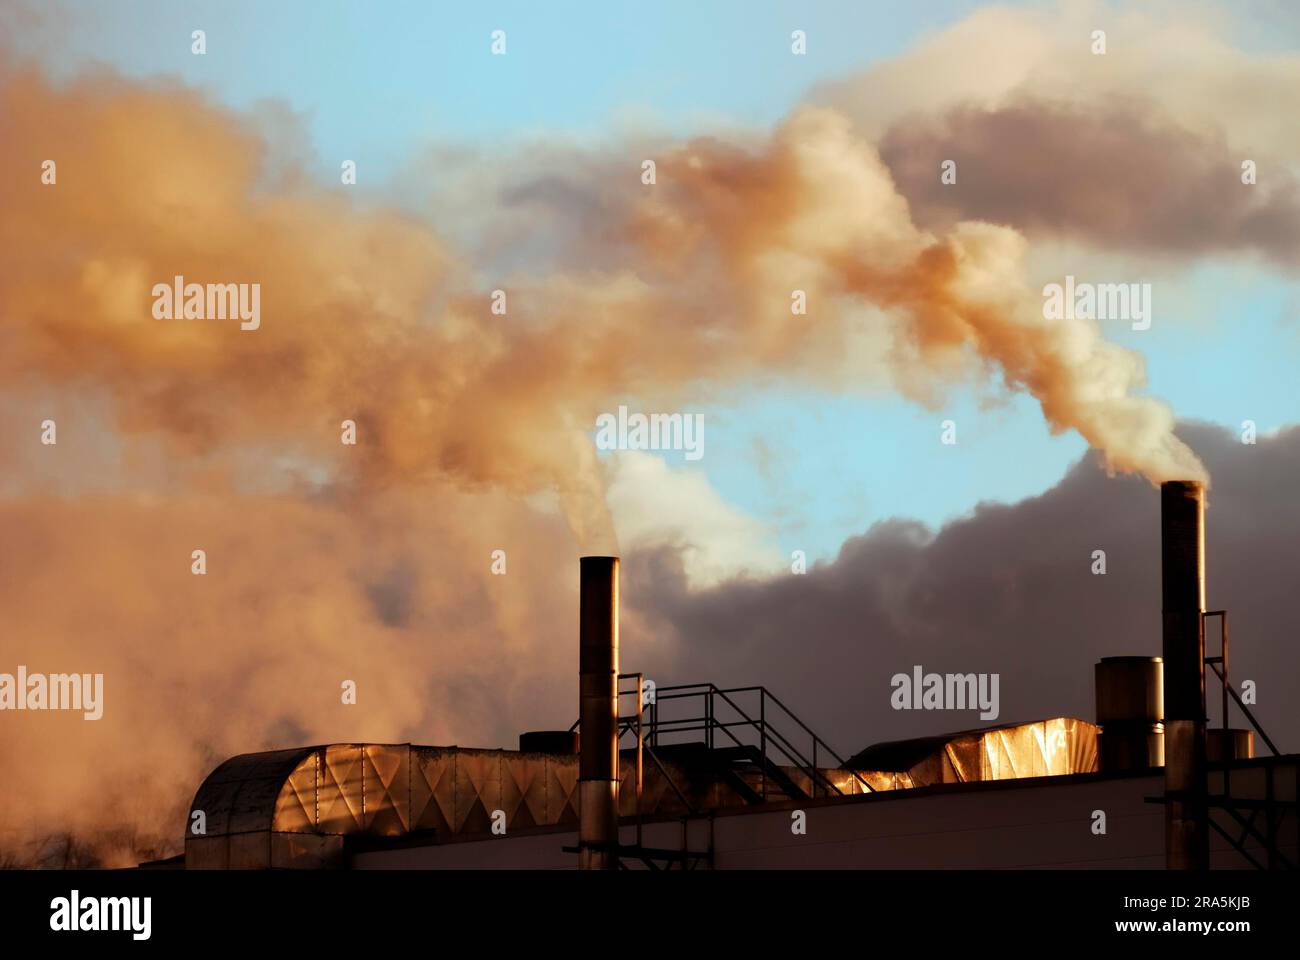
[156,482,1298,870]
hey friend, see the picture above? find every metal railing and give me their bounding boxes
[635,682,873,799]
[570,680,872,805]
[1200,610,1294,870]
[1204,611,1279,758]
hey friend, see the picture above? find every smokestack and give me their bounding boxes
[1160,481,1208,870]
[578,556,620,870]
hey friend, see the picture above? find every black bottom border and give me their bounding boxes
[0,868,1293,945]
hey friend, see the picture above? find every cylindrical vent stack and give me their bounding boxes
[578,556,620,870]
[1161,480,1208,870]
[1094,656,1164,770]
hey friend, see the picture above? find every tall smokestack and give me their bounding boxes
[578,556,620,870]
[1161,481,1208,870]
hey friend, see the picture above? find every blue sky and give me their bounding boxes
[41,1,994,158]
[24,0,1300,561]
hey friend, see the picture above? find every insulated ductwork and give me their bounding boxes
[578,556,620,869]
[1161,481,1208,870]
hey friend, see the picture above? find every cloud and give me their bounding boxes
[815,2,1300,267]
[815,2,1300,153]
[605,451,780,587]
[879,98,1300,267]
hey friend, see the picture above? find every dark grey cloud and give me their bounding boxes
[622,422,1300,759]
[878,99,1300,268]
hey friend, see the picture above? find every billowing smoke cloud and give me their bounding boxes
[0,488,581,866]
[620,108,1204,482]
[406,107,1207,483]
[0,61,1204,512]
[0,64,597,864]
[0,65,623,549]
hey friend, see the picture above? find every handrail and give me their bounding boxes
[1207,661,1280,756]
[720,685,872,795]
[676,683,869,793]
[648,691,808,766]
[652,683,855,765]
[571,679,874,801]
[708,687,824,788]
[643,682,871,795]
[1204,611,1280,757]
[761,686,856,766]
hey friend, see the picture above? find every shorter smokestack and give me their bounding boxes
[578,556,619,870]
